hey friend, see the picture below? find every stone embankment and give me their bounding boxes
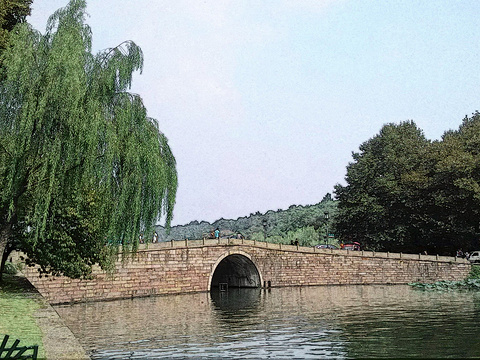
[1,275,89,359]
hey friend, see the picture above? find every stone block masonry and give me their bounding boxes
[19,240,471,305]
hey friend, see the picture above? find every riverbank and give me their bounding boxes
[0,274,89,360]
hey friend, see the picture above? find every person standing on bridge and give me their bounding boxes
[214,228,220,240]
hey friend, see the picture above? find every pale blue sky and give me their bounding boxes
[28,0,480,225]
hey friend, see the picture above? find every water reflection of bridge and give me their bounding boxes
[21,239,470,305]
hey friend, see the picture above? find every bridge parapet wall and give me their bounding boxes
[18,240,470,305]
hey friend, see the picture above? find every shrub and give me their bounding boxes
[467,264,480,279]
[3,262,17,275]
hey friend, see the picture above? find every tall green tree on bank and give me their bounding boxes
[425,113,480,252]
[0,0,177,281]
[334,121,431,252]
[334,116,480,255]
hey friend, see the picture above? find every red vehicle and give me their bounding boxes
[341,242,361,251]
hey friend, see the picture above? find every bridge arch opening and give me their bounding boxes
[210,254,261,289]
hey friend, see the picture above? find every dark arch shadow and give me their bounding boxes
[210,254,261,289]
[210,287,263,329]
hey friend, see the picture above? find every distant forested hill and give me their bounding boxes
[154,193,337,247]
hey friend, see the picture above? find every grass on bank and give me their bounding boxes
[0,274,45,359]
[409,264,480,291]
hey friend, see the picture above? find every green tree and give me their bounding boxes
[334,121,431,252]
[0,0,177,281]
[285,226,319,246]
[0,0,32,53]
[423,113,480,253]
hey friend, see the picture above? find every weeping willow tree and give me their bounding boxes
[0,0,177,281]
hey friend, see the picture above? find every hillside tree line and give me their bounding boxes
[155,193,336,247]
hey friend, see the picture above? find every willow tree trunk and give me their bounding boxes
[0,221,14,283]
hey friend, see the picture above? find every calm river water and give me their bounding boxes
[54,285,480,359]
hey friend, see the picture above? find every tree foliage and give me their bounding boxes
[334,116,480,255]
[155,196,337,247]
[0,0,32,53]
[425,114,480,252]
[0,0,177,280]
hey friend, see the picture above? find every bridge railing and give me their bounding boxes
[138,238,467,264]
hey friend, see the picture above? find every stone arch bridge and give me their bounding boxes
[21,238,470,305]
